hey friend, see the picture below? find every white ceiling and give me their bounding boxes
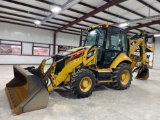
[0,0,160,36]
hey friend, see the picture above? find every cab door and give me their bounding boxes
[102,26,127,68]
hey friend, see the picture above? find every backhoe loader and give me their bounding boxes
[5,24,149,115]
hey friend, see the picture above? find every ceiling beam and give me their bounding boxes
[77,2,149,34]
[0,4,46,17]
[77,2,139,34]
[79,2,130,21]
[61,12,115,24]
[55,0,127,33]
[0,20,55,31]
[148,26,159,31]
[3,0,51,12]
[4,0,118,28]
[0,19,83,35]
[0,11,88,30]
[41,0,82,24]
[0,19,85,36]
[0,5,88,29]
[116,4,160,32]
[0,15,60,29]
[43,2,116,24]
[0,11,63,26]
[133,0,160,34]
[60,31,80,36]
[0,15,86,32]
[2,1,81,24]
[59,13,101,24]
[0,3,99,28]
[127,20,160,30]
[37,1,116,23]
[116,4,145,17]
[60,31,86,36]
[0,0,106,27]
[137,0,160,13]
[1,0,140,35]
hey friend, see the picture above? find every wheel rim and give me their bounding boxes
[79,77,92,92]
[121,70,130,85]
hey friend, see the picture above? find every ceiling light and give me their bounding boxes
[154,34,160,37]
[118,23,129,28]
[34,20,41,25]
[51,6,62,13]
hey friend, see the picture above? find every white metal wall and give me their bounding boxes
[0,55,52,64]
[0,23,53,43]
[56,32,80,46]
[153,37,160,69]
[0,23,80,64]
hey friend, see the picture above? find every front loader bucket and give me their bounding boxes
[5,65,49,115]
[135,66,149,80]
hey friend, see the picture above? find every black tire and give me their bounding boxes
[111,63,132,90]
[70,69,96,98]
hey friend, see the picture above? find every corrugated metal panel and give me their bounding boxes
[71,4,93,13]
[138,27,155,32]
[72,24,86,29]
[135,6,159,16]
[0,1,50,15]
[0,0,159,35]
[78,21,94,26]
[81,0,106,8]
[150,24,160,30]
[61,10,83,18]
[153,38,160,69]
[0,22,53,43]
[122,13,142,20]
[86,17,107,24]
[120,0,144,11]
[0,8,45,20]
[57,32,79,46]
[105,6,128,15]
[55,15,75,21]
[67,27,81,31]
[49,19,68,25]
[129,29,140,33]
[151,1,160,11]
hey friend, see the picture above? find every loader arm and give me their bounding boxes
[43,46,97,92]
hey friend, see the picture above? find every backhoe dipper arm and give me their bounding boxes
[129,31,149,80]
[129,38,148,68]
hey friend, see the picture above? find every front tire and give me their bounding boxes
[70,69,96,98]
[111,63,132,90]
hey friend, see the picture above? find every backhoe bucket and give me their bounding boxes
[5,65,49,115]
[135,66,149,80]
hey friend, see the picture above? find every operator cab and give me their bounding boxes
[84,25,128,68]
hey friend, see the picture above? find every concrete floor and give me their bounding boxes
[0,65,160,120]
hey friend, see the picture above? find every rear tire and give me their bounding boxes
[111,63,132,90]
[70,69,96,98]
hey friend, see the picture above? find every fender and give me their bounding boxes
[110,53,132,69]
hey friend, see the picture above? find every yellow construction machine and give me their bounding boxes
[5,24,149,115]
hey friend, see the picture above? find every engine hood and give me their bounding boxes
[67,46,91,52]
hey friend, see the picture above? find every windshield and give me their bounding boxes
[85,28,105,46]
